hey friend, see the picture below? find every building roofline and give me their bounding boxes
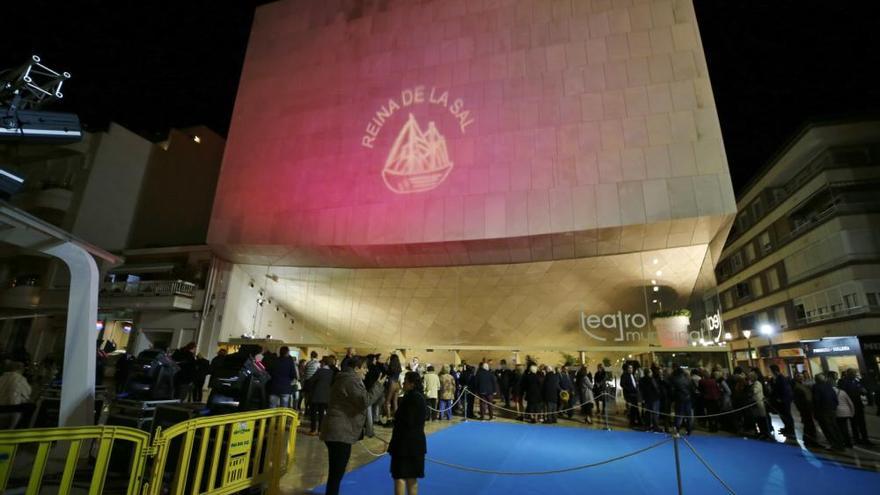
[736,115,880,203]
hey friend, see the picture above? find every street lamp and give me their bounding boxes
[742,329,753,367]
[760,323,775,358]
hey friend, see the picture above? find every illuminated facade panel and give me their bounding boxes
[209,0,736,268]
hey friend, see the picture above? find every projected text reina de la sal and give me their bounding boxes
[362,85,475,148]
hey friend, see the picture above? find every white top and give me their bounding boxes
[423,372,441,399]
[834,387,855,418]
[0,371,31,406]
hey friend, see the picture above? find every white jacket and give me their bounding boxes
[834,387,855,418]
[0,371,31,405]
[423,372,440,399]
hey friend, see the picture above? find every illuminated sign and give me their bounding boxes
[362,85,475,194]
[580,311,649,343]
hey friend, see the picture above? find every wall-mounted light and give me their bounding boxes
[193,135,201,143]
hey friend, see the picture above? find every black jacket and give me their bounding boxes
[268,355,297,395]
[621,371,639,399]
[523,371,542,403]
[388,389,427,457]
[308,367,334,404]
[475,368,496,395]
[670,371,692,403]
[542,372,561,403]
[640,375,660,402]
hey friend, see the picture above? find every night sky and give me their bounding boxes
[3,0,879,195]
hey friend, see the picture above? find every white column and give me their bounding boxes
[42,242,98,427]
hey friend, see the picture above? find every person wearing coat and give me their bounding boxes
[670,366,693,435]
[621,365,641,428]
[559,366,576,419]
[542,367,561,423]
[578,365,595,424]
[388,371,427,495]
[640,368,661,432]
[267,346,298,408]
[747,371,770,440]
[522,364,543,423]
[475,362,496,420]
[812,373,845,450]
[438,366,456,420]
[307,357,336,435]
[320,356,386,495]
[832,373,856,448]
[422,366,441,420]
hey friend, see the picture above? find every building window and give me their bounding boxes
[735,282,751,300]
[731,252,743,271]
[751,277,763,298]
[722,290,734,310]
[766,267,780,292]
[745,243,756,264]
[759,231,772,254]
[751,200,764,220]
[867,292,879,307]
[843,293,859,309]
[775,307,788,329]
[795,304,806,320]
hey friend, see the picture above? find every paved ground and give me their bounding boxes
[280,398,880,494]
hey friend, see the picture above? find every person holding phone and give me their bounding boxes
[320,355,386,495]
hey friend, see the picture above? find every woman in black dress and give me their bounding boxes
[388,371,427,495]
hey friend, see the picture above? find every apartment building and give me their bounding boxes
[717,120,880,378]
[0,123,224,361]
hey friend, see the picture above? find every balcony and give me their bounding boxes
[795,305,874,326]
[12,187,74,212]
[99,279,198,310]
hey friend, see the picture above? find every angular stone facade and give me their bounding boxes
[209,0,735,268]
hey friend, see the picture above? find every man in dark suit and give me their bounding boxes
[621,364,641,428]
[495,360,513,408]
[769,364,795,436]
[542,367,561,423]
[558,365,575,419]
[475,362,496,420]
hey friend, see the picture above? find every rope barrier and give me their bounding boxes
[425,437,672,475]
[464,388,760,420]
[425,388,468,413]
[853,445,880,457]
[614,396,762,419]
[681,436,738,495]
[464,389,615,416]
[360,433,672,475]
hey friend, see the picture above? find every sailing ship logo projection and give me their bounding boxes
[382,114,453,194]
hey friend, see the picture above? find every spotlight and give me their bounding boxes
[249,281,254,288]
[652,299,657,303]
[655,270,662,276]
[651,279,656,285]
[652,258,658,265]
[653,286,659,292]
[275,306,279,312]
[267,298,272,304]
[258,290,264,297]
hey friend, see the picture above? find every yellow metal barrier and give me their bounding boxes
[0,408,299,495]
[0,425,151,495]
[145,408,299,495]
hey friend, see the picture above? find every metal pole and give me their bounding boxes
[673,433,684,495]
[463,387,468,422]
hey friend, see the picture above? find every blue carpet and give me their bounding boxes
[312,422,880,494]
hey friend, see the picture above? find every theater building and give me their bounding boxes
[717,120,880,377]
[202,0,738,366]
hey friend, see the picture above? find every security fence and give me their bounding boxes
[0,408,299,495]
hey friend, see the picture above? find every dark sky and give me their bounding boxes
[3,0,880,195]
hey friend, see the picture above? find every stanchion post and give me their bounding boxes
[604,393,611,431]
[463,387,468,423]
[673,433,683,495]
